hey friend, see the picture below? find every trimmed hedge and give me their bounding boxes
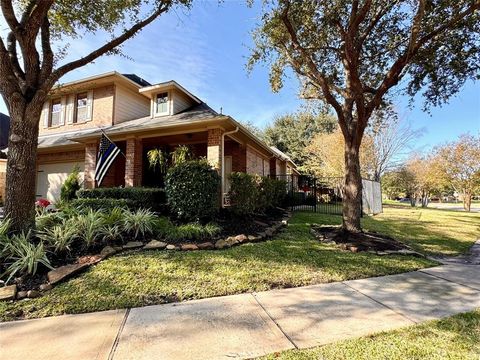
[165,160,221,221]
[71,198,135,211]
[77,187,166,212]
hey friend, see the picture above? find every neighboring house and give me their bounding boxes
[29,71,297,203]
[0,112,9,149]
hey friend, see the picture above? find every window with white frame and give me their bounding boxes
[50,98,62,127]
[155,92,169,114]
[75,92,88,123]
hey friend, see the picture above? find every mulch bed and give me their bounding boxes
[311,225,422,256]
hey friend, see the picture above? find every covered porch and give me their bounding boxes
[84,127,262,205]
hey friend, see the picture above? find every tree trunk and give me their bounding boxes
[463,190,472,212]
[4,101,42,233]
[342,139,362,233]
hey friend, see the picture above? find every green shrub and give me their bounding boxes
[123,208,156,239]
[60,165,81,202]
[259,177,287,209]
[229,174,287,216]
[74,209,105,248]
[165,160,221,221]
[1,232,52,283]
[38,219,78,253]
[71,198,134,211]
[101,207,125,227]
[100,225,124,243]
[77,187,166,211]
[228,173,260,216]
[36,212,63,231]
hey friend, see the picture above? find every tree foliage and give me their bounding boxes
[303,128,375,178]
[436,134,480,211]
[249,0,480,232]
[263,111,336,168]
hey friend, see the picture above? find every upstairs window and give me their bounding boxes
[75,92,88,123]
[155,92,169,115]
[50,98,62,127]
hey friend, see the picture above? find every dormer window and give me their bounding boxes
[50,98,62,127]
[75,92,88,123]
[155,92,169,115]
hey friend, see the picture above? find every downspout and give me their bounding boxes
[221,127,239,207]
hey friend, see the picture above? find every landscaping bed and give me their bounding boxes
[311,225,423,256]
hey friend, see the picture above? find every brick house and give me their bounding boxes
[4,72,296,204]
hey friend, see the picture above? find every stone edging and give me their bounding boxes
[1,212,291,302]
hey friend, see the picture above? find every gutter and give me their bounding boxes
[221,126,239,208]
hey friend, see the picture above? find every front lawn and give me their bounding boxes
[363,205,480,255]
[0,210,436,321]
[260,309,480,360]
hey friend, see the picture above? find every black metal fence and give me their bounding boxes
[275,175,344,215]
[274,174,383,215]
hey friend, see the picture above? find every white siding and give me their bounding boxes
[172,89,194,114]
[114,85,150,124]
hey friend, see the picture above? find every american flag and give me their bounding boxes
[95,134,121,186]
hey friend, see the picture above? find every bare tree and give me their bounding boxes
[368,110,424,181]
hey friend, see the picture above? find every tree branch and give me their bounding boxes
[0,0,20,35]
[39,16,53,84]
[280,2,345,125]
[50,3,170,85]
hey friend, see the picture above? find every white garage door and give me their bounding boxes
[36,162,85,203]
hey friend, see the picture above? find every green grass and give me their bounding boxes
[364,205,480,256]
[0,210,437,322]
[260,309,480,360]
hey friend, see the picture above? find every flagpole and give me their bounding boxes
[97,126,126,158]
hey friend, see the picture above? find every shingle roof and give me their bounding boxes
[37,103,219,148]
[122,74,151,87]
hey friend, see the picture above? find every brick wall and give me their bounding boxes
[207,128,223,171]
[224,141,246,173]
[125,138,142,187]
[39,85,115,136]
[84,142,98,189]
[37,150,85,164]
[246,147,270,176]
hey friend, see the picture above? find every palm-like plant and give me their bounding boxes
[171,145,192,166]
[147,148,168,175]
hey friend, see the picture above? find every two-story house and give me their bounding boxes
[25,71,297,204]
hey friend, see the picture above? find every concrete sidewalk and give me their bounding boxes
[1,264,479,360]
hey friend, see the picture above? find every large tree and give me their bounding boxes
[436,134,480,211]
[0,0,190,232]
[249,0,479,232]
[263,111,336,169]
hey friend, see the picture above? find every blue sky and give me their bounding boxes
[1,0,479,151]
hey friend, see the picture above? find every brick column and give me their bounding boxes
[207,128,224,172]
[84,142,98,189]
[125,137,143,187]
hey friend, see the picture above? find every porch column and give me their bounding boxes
[207,128,224,172]
[125,137,143,187]
[84,142,98,189]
